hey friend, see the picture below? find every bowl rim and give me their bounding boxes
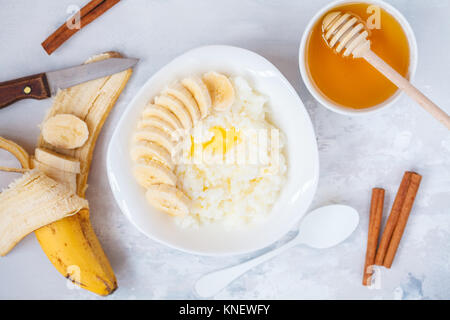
[106,45,320,256]
[298,0,419,116]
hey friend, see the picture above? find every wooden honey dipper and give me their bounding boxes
[323,12,450,130]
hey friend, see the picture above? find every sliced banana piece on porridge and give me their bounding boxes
[146,184,190,217]
[202,72,235,111]
[163,83,201,125]
[133,127,177,154]
[133,159,177,188]
[154,95,193,131]
[142,104,184,133]
[181,76,211,119]
[131,141,174,170]
[137,117,181,141]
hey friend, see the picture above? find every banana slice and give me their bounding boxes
[138,117,183,142]
[35,148,81,174]
[133,159,177,188]
[133,127,177,155]
[31,158,77,193]
[138,117,174,134]
[142,104,184,133]
[154,95,192,130]
[41,114,89,149]
[163,83,201,125]
[145,184,190,217]
[202,72,235,111]
[131,141,174,170]
[181,76,211,119]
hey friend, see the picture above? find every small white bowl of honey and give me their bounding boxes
[299,0,418,115]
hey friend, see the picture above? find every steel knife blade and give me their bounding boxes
[0,57,138,109]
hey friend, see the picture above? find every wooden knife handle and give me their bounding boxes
[0,73,51,109]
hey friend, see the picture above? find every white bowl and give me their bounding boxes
[107,45,319,256]
[299,0,418,116]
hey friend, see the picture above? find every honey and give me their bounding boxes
[305,2,411,109]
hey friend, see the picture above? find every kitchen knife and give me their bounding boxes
[0,57,138,109]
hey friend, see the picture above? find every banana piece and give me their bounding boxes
[131,141,174,170]
[137,117,182,141]
[202,72,235,111]
[154,95,193,130]
[31,158,77,194]
[0,170,88,256]
[35,52,133,296]
[41,114,89,149]
[138,117,175,134]
[163,83,201,125]
[0,136,30,169]
[145,184,190,217]
[142,104,184,134]
[35,148,80,174]
[181,76,211,119]
[133,127,177,156]
[133,159,177,188]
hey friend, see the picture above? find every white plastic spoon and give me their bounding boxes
[194,205,359,298]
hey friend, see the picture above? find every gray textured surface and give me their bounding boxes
[0,0,449,299]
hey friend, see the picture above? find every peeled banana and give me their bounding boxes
[0,170,88,256]
[41,114,89,149]
[202,72,235,111]
[34,52,133,296]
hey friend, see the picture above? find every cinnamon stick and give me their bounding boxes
[383,172,422,268]
[362,188,384,286]
[42,0,121,55]
[374,172,412,265]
